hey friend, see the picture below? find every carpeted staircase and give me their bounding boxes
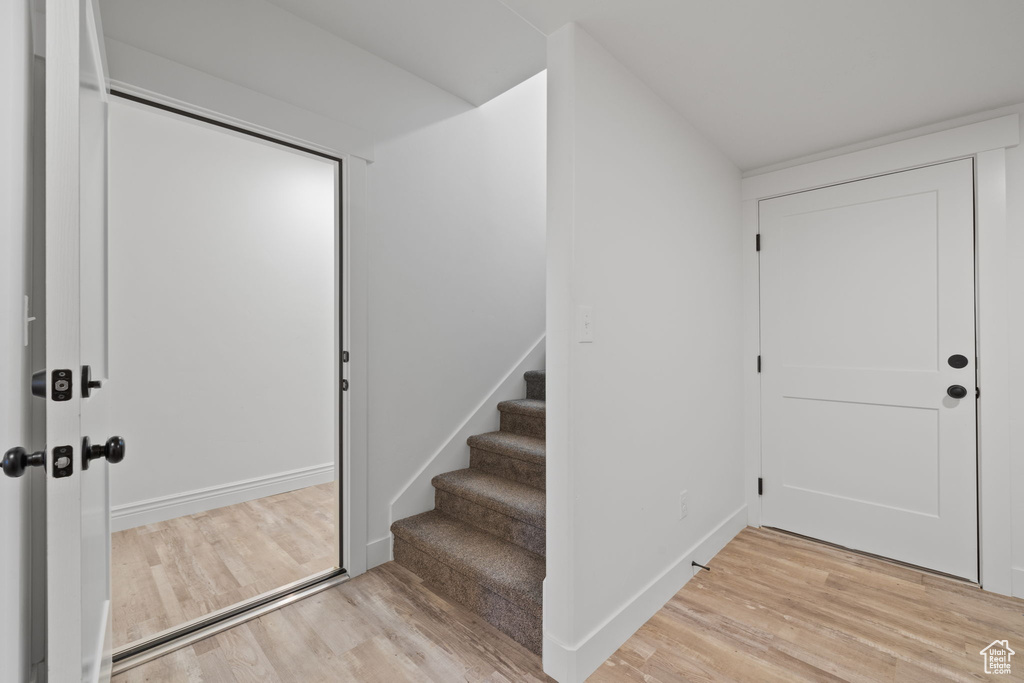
[391,370,546,654]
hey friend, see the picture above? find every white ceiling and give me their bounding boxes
[500,0,1024,170]
[261,0,546,106]
[99,0,1024,170]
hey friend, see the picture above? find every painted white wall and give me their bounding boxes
[365,71,547,557]
[106,99,337,529]
[1003,105,1024,598]
[544,24,745,682]
[260,0,545,107]
[103,38,375,162]
[0,1,35,680]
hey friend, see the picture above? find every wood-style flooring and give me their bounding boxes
[593,527,1024,682]
[113,483,337,647]
[114,525,1024,682]
[113,561,551,682]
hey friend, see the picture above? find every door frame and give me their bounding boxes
[104,91,355,671]
[741,113,1019,596]
[105,75,371,576]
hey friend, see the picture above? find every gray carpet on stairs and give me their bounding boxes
[525,370,546,400]
[497,398,546,440]
[390,370,546,654]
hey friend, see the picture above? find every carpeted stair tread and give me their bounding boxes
[524,370,545,382]
[497,398,546,418]
[432,469,545,529]
[390,511,543,615]
[467,431,545,466]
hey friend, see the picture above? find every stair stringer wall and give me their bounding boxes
[370,335,546,568]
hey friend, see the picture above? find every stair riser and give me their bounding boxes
[526,378,545,401]
[499,411,545,440]
[470,448,545,490]
[435,490,545,557]
[394,538,542,654]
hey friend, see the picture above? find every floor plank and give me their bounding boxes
[112,483,337,648]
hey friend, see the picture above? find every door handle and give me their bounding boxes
[3,447,46,478]
[82,365,102,397]
[31,366,102,398]
[947,385,968,399]
[82,436,126,470]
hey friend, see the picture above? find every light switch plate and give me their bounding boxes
[577,305,594,343]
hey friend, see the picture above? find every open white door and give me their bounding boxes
[45,0,114,680]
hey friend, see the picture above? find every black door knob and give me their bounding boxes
[82,436,126,470]
[947,385,968,399]
[3,447,46,478]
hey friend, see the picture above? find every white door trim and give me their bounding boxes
[742,115,1019,596]
[741,114,1019,200]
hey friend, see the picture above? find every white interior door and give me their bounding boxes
[45,0,114,680]
[760,159,978,581]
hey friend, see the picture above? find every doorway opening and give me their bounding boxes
[106,92,348,671]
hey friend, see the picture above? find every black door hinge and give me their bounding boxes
[755,234,761,251]
[342,350,349,363]
[758,478,763,495]
[757,355,761,373]
[976,387,980,399]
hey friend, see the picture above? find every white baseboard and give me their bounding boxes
[543,505,748,683]
[1013,568,1024,599]
[367,535,393,569]
[111,463,334,532]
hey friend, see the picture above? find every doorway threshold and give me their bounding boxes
[112,568,348,676]
[762,527,979,587]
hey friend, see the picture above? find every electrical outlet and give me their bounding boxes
[679,490,689,520]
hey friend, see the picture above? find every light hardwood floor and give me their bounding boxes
[593,527,1024,682]
[114,526,1024,682]
[113,560,552,683]
[113,483,337,647]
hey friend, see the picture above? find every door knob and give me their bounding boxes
[3,447,46,478]
[82,436,126,470]
[947,385,968,399]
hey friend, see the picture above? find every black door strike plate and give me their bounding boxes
[52,445,74,478]
[51,369,73,402]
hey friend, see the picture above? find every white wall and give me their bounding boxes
[0,0,35,680]
[107,100,337,529]
[1004,106,1024,598]
[365,71,547,556]
[544,24,745,682]
[103,39,375,162]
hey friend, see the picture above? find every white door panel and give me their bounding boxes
[45,0,113,680]
[760,159,977,581]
